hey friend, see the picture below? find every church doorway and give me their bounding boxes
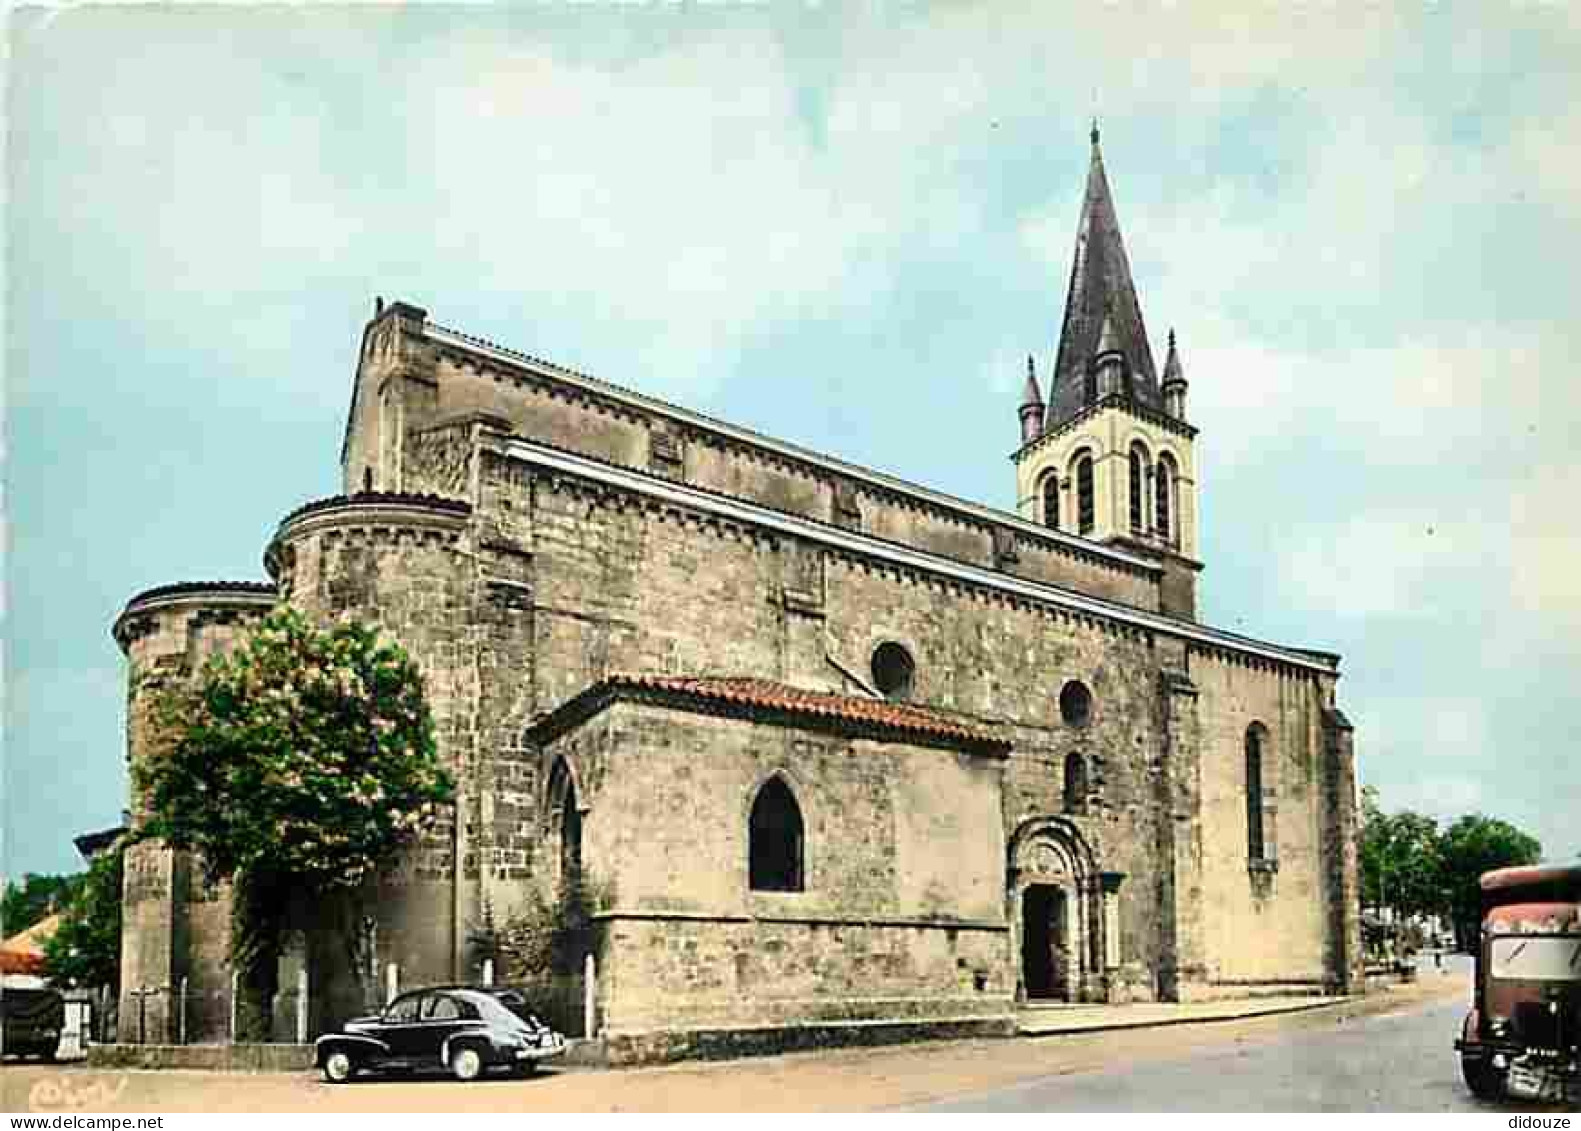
[1021,883,1069,1000]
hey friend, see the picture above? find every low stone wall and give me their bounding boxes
[87,1043,313,1072]
[602,1015,1015,1067]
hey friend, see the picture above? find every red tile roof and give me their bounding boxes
[531,674,1008,755]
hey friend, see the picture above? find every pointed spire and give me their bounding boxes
[1046,126,1161,426]
[1021,354,1043,406]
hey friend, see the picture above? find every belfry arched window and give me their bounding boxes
[749,777,804,892]
[1075,453,1095,535]
[1245,725,1267,863]
[1155,454,1176,544]
[1041,473,1060,531]
[1128,444,1147,534]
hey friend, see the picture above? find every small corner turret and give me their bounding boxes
[1161,329,1188,421]
[1018,355,1046,444]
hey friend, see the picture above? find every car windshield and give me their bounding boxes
[1489,934,1581,981]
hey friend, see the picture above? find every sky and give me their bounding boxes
[5,2,1579,879]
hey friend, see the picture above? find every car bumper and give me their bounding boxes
[513,1038,567,1062]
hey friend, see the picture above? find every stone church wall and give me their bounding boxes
[267,498,477,1006]
[540,701,1011,1041]
[505,459,1190,1001]
[1190,649,1330,990]
[819,559,1169,999]
[112,587,274,1042]
[401,338,1162,614]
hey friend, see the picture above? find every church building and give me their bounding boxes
[112,129,1364,1063]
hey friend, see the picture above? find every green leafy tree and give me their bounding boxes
[136,606,453,1036]
[1359,787,1446,928]
[1439,813,1542,948]
[2,873,81,936]
[43,840,125,991]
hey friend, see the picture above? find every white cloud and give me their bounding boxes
[1280,510,1505,622]
[1509,460,1581,632]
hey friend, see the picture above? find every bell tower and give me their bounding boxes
[1013,126,1200,608]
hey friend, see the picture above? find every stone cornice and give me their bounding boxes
[112,581,277,652]
[1011,393,1198,466]
[504,437,1340,676]
[266,493,473,579]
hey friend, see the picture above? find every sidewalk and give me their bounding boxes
[1016,994,1348,1036]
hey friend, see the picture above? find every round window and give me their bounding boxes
[871,642,915,701]
[1059,680,1092,727]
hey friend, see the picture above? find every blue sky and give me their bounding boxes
[6,2,1579,878]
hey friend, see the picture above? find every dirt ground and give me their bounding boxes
[3,973,1468,1114]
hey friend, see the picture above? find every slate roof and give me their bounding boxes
[529,673,1009,756]
[1047,127,1163,427]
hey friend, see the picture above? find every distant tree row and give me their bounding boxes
[1359,784,1543,949]
[2,872,81,937]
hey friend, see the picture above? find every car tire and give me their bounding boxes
[322,1049,356,1084]
[1461,1054,1504,1100]
[449,1043,484,1082]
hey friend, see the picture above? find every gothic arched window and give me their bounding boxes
[547,757,582,892]
[1041,473,1060,531]
[1156,455,1176,543]
[749,777,804,892]
[1075,453,1095,535]
[1128,445,1147,534]
[1245,725,1267,863]
[1063,752,1088,814]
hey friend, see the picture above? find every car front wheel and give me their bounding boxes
[322,1050,355,1084]
[449,1044,483,1082]
[1461,1053,1505,1100]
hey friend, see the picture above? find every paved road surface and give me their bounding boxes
[915,957,1565,1112]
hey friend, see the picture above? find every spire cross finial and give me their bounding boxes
[1027,354,1036,376]
[1090,117,1100,148]
[1168,328,1176,349]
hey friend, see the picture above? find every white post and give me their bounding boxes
[481,958,494,987]
[178,977,188,1045]
[583,952,596,1038]
[296,968,309,1043]
[228,970,239,1044]
[1104,889,1121,970]
[385,962,398,1006]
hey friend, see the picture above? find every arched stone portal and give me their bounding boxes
[1008,816,1115,1004]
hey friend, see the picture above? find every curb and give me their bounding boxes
[1016,995,1355,1038]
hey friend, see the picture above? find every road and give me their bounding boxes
[5,959,1568,1112]
[915,956,1564,1113]
[919,989,1481,1111]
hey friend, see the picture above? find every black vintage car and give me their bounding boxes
[314,986,567,1083]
